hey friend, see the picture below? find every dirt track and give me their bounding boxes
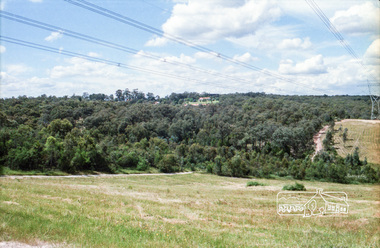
[0,241,63,248]
[311,125,329,161]
[311,119,380,161]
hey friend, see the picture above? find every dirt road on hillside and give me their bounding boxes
[311,119,380,161]
[312,125,329,161]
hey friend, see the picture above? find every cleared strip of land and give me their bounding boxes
[333,119,380,165]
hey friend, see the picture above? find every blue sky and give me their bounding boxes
[0,0,379,98]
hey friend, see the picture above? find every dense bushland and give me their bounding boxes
[0,90,378,183]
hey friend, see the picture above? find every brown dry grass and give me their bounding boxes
[334,119,380,165]
[1,173,379,247]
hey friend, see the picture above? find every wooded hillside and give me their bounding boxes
[1,91,378,183]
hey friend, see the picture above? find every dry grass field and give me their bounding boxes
[333,120,380,166]
[1,173,379,247]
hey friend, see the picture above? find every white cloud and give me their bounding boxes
[6,64,32,75]
[279,54,327,75]
[330,2,379,36]
[145,37,169,47]
[88,52,101,58]
[44,31,63,42]
[194,52,220,60]
[49,57,127,79]
[364,39,380,65]
[227,24,299,51]
[0,45,5,53]
[28,0,43,2]
[134,50,196,67]
[148,0,281,46]
[278,37,312,50]
[233,52,258,63]
[164,53,196,64]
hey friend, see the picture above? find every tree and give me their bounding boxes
[147,92,155,101]
[342,128,348,146]
[47,119,73,138]
[323,130,334,152]
[44,136,62,168]
[115,89,124,101]
[158,154,179,173]
[123,88,131,101]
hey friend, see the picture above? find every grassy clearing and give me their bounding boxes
[1,167,69,176]
[333,120,380,166]
[1,173,379,247]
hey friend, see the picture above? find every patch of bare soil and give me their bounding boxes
[311,125,329,161]
[0,241,64,248]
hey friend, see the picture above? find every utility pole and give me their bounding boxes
[368,80,380,120]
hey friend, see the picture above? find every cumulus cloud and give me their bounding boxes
[49,57,127,79]
[6,64,32,75]
[44,31,63,42]
[227,24,298,51]
[88,52,101,58]
[0,45,5,53]
[233,52,258,63]
[134,51,196,68]
[194,52,220,60]
[148,0,281,45]
[163,53,196,64]
[145,37,169,47]
[278,37,312,50]
[279,54,327,75]
[364,39,380,65]
[330,2,379,36]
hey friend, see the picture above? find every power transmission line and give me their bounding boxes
[0,10,272,91]
[0,35,243,92]
[63,0,328,94]
[305,0,379,84]
[305,0,379,118]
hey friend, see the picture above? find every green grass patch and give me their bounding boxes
[116,167,160,174]
[1,167,69,176]
[246,181,266,187]
[282,182,306,191]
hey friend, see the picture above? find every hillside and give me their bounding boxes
[1,92,379,183]
[1,173,379,247]
[333,119,380,166]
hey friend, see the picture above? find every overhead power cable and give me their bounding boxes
[63,0,328,94]
[0,10,269,89]
[0,35,243,92]
[305,0,379,85]
[0,11,262,87]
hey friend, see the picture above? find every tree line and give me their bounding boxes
[0,90,378,183]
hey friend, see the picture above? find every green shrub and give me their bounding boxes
[158,154,179,173]
[136,158,149,171]
[205,161,213,173]
[246,181,265,187]
[282,182,306,191]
